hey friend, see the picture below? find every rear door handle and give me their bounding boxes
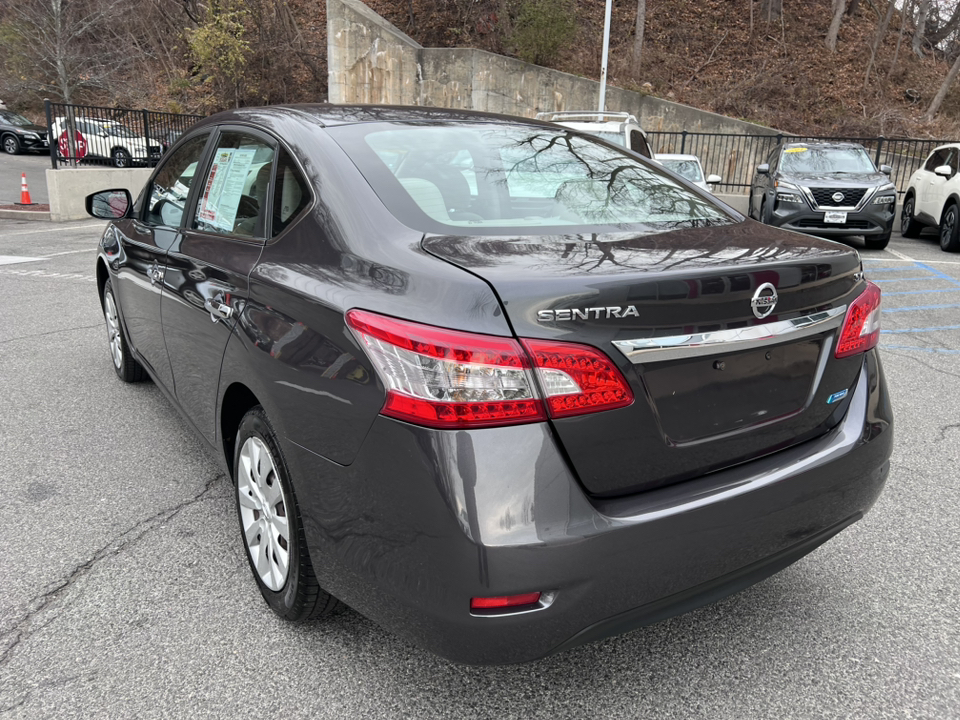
[205,297,233,322]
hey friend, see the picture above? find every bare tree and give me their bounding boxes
[924,49,960,121]
[760,0,782,23]
[913,0,931,56]
[4,0,134,103]
[889,0,912,78]
[826,0,846,51]
[926,1,960,47]
[632,0,645,75]
[863,0,896,89]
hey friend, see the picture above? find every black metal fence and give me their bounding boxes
[44,99,202,169]
[647,130,956,196]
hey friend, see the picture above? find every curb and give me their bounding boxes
[0,208,52,221]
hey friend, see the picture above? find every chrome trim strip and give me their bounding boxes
[612,306,847,363]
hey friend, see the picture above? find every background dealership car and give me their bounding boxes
[51,115,162,167]
[86,105,892,665]
[0,110,49,155]
[535,110,653,158]
[900,143,960,252]
[749,141,897,249]
[655,152,721,192]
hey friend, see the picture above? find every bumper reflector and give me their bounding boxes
[470,592,542,610]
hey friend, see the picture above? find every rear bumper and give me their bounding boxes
[771,201,895,236]
[285,350,892,665]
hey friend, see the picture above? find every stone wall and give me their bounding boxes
[327,0,781,137]
[46,168,152,222]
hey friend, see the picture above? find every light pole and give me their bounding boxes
[598,0,612,112]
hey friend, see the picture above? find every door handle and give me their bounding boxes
[149,265,165,285]
[205,297,234,322]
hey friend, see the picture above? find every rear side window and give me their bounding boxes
[194,132,275,238]
[271,148,310,236]
[630,130,651,158]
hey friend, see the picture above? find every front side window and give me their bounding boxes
[780,146,876,174]
[143,132,209,228]
[659,159,704,183]
[193,132,275,238]
[0,112,31,127]
[332,123,732,235]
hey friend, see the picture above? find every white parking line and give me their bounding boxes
[0,223,104,237]
[0,255,44,265]
[886,248,915,261]
[43,248,95,257]
[0,268,95,282]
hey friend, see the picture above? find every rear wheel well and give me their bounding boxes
[220,383,261,477]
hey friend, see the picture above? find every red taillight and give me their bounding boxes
[346,309,634,429]
[470,592,541,610]
[835,281,882,358]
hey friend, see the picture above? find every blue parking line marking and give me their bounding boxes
[881,324,960,334]
[914,262,960,288]
[883,288,960,296]
[871,277,938,283]
[882,344,960,355]
[883,303,960,313]
[864,266,915,272]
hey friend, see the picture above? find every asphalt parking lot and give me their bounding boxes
[0,153,51,206]
[0,218,958,718]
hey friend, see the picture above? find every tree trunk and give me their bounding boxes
[826,0,846,52]
[927,2,960,46]
[924,50,960,121]
[846,0,860,15]
[632,0,645,74]
[760,0,781,23]
[913,0,930,56]
[864,0,896,89]
[889,0,912,78]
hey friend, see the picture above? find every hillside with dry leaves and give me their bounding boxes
[2,0,959,138]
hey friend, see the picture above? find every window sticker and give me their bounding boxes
[784,147,808,153]
[196,147,257,232]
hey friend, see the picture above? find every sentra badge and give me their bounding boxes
[538,305,639,322]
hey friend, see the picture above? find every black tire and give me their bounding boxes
[102,279,147,382]
[234,407,339,621]
[864,231,891,250]
[759,197,768,224]
[111,147,131,168]
[940,203,960,252]
[900,195,923,238]
[2,134,20,155]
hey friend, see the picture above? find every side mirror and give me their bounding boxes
[706,174,722,184]
[756,164,769,175]
[86,189,132,219]
[880,165,893,175]
[935,164,952,178]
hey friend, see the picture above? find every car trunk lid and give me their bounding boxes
[423,220,866,497]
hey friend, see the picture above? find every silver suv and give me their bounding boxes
[901,144,960,252]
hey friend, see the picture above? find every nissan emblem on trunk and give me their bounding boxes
[751,283,778,319]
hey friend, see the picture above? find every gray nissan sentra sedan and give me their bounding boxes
[86,105,893,665]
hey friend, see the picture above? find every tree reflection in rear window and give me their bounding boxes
[330,123,734,236]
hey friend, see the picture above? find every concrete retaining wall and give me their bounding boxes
[327,0,781,136]
[46,168,151,222]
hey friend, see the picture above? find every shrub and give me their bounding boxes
[510,0,576,66]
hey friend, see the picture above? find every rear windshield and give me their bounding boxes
[659,158,704,183]
[330,123,733,236]
[780,146,876,174]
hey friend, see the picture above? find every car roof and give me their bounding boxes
[781,141,866,150]
[195,104,565,130]
[655,153,700,162]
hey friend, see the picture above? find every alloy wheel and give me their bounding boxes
[237,436,290,592]
[901,199,913,235]
[3,136,17,154]
[942,207,957,249]
[104,290,123,369]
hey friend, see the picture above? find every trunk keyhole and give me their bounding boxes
[714,360,725,371]
[765,351,772,360]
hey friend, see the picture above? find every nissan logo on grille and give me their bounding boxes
[751,283,778,319]
[832,191,845,203]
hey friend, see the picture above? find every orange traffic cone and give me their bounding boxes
[17,173,34,205]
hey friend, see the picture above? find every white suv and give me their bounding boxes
[51,116,162,168]
[535,111,653,158]
[901,143,960,252]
